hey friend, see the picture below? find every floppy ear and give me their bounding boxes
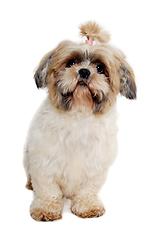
[34,51,54,88]
[119,61,137,99]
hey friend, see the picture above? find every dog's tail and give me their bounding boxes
[79,21,110,44]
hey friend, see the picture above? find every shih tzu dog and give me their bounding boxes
[23,22,136,221]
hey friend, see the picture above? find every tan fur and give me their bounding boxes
[31,208,62,221]
[73,85,94,110]
[31,198,63,221]
[71,196,105,218]
[80,21,110,44]
[45,42,128,114]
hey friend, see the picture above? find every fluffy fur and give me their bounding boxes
[23,22,136,221]
[80,21,110,43]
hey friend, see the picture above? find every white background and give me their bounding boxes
[0,0,160,239]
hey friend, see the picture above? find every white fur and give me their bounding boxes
[24,96,118,201]
[23,22,136,220]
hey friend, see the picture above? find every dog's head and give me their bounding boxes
[34,22,136,114]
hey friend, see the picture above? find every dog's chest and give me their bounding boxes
[55,114,105,157]
[38,103,117,196]
[51,115,110,193]
[55,125,102,196]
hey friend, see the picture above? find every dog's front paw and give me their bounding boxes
[71,196,105,218]
[30,197,63,221]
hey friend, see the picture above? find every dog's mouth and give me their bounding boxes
[62,80,90,97]
[77,81,88,87]
[60,81,106,113]
[61,80,88,97]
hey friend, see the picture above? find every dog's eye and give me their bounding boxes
[66,59,76,68]
[96,63,105,74]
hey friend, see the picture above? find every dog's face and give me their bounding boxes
[34,24,136,114]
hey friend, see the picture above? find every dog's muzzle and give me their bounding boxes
[78,68,91,85]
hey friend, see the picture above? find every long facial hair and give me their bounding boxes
[46,43,120,114]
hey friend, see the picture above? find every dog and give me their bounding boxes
[23,21,136,221]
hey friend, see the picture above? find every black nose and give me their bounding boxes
[79,68,91,80]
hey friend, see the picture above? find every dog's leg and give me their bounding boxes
[71,184,105,218]
[23,145,33,190]
[30,174,63,221]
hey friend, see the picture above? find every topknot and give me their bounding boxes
[79,21,110,44]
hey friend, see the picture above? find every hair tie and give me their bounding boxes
[85,40,93,46]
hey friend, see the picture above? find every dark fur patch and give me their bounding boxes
[34,53,54,88]
[120,65,136,99]
[35,74,43,89]
[92,92,107,114]
[61,92,73,111]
